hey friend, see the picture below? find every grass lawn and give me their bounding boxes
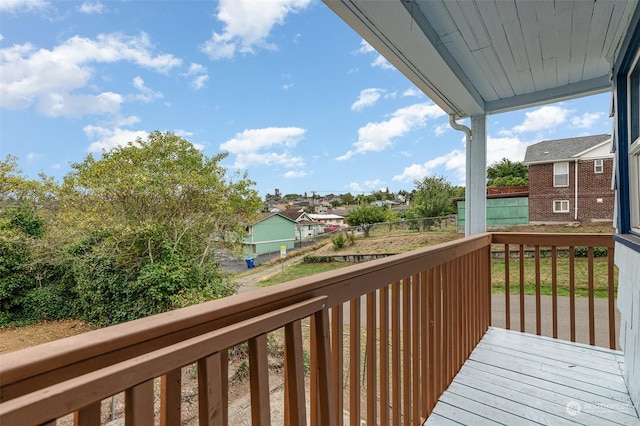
[256,262,355,287]
[491,256,616,298]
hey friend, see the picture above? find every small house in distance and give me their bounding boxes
[280,208,322,241]
[524,134,614,224]
[242,213,296,258]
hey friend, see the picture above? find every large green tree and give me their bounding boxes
[55,131,263,325]
[487,158,528,187]
[346,204,393,237]
[406,176,458,228]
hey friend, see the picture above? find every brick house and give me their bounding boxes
[524,134,614,223]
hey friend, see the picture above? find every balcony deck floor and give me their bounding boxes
[425,327,639,425]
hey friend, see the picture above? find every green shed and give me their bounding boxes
[457,194,529,229]
[243,213,296,257]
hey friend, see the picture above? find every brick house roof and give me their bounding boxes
[524,134,611,164]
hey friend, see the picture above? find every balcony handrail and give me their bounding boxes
[0,233,491,390]
[490,232,616,349]
[0,232,616,425]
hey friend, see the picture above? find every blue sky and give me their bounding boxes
[1,0,613,198]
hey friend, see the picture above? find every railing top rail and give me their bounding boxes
[491,232,614,248]
[0,232,492,391]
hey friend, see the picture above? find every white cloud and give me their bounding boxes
[433,122,450,136]
[346,179,384,192]
[351,88,384,111]
[337,102,446,161]
[131,76,163,103]
[78,1,105,14]
[220,127,306,169]
[392,135,527,185]
[26,152,44,162]
[184,63,209,90]
[84,125,148,153]
[38,91,122,117]
[372,55,394,70]
[511,105,569,133]
[571,112,605,129]
[355,39,393,70]
[0,0,48,12]
[201,0,312,60]
[402,87,422,97]
[392,150,465,183]
[347,182,364,193]
[284,170,306,178]
[113,115,141,127]
[0,33,181,116]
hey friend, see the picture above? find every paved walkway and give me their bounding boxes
[234,254,308,293]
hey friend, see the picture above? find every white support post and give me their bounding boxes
[466,115,487,236]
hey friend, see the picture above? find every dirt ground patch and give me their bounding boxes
[0,320,94,354]
[313,230,464,256]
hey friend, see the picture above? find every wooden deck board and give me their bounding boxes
[425,327,640,426]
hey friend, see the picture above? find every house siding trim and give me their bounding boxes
[613,4,640,415]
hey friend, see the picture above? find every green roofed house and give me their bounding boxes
[243,212,296,258]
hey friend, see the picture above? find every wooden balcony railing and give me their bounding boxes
[0,233,615,425]
[490,233,616,349]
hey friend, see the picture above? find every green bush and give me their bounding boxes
[65,231,237,326]
[347,231,356,245]
[0,207,68,326]
[303,255,334,263]
[332,233,346,250]
[574,246,609,258]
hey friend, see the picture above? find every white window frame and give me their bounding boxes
[594,159,603,174]
[553,200,569,213]
[629,50,640,231]
[553,162,569,187]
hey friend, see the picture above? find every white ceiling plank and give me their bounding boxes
[416,0,455,38]
[502,19,529,73]
[555,9,573,87]
[568,0,594,83]
[496,0,518,24]
[476,0,533,95]
[554,0,576,17]
[604,0,637,62]
[458,2,491,50]
[515,1,545,90]
[442,0,487,52]
[441,31,499,100]
[473,47,516,99]
[583,1,613,78]
[542,56,558,89]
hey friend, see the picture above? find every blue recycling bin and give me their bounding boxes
[245,258,255,268]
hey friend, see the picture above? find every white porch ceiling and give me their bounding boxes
[324,0,639,118]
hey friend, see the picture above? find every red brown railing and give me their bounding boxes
[491,233,616,349]
[0,232,615,425]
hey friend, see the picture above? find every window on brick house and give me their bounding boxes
[553,200,569,213]
[594,159,603,173]
[554,162,569,187]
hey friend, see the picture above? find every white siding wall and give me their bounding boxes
[615,242,640,413]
